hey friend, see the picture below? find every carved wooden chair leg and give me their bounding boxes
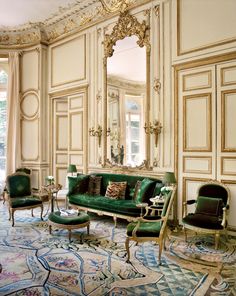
[31,209,34,217]
[49,225,52,234]
[11,210,15,227]
[87,224,90,235]
[215,233,220,250]
[125,237,130,263]
[113,216,117,228]
[8,207,11,221]
[68,230,72,242]
[158,240,163,265]
[40,205,43,221]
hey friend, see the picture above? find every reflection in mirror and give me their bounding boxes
[107,35,146,167]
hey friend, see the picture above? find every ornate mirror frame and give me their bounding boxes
[102,9,151,170]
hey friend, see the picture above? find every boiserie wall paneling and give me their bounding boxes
[50,34,86,89]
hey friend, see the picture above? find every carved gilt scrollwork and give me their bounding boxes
[103,10,150,58]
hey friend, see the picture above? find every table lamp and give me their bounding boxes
[163,172,176,186]
[67,164,77,176]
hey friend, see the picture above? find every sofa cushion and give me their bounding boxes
[87,175,102,196]
[68,175,89,195]
[109,181,127,199]
[135,178,155,204]
[105,183,121,199]
[195,196,223,216]
[69,194,141,216]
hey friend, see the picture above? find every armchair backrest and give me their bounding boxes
[15,167,32,175]
[198,181,229,206]
[6,173,31,197]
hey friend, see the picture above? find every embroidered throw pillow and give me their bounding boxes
[105,183,121,199]
[88,175,102,196]
[109,181,127,199]
[132,180,142,201]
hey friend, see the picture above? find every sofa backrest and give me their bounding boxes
[94,173,162,201]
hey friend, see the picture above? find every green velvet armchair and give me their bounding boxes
[182,180,230,249]
[125,186,176,265]
[6,173,43,226]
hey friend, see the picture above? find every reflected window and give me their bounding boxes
[125,95,144,166]
[0,67,7,189]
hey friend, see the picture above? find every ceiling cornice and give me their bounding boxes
[0,0,140,49]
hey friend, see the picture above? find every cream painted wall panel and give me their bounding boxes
[56,116,68,150]
[21,92,39,118]
[56,154,68,164]
[31,170,39,189]
[69,154,83,166]
[69,95,83,110]
[184,95,211,151]
[183,71,211,91]
[222,92,236,150]
[222,66,236,86]
[183,157,212,174]
[56,167,68,188]
[70,112,83,151]
[222,158,236,175]
[21,50,39,91]
[178,0,236,54]
[21,119,39,160]
[56,101,68,112]
[51,35,86,87]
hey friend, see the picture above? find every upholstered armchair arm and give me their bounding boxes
[221,205,229,227]
[131,216,165,238]
[183,199,196,217]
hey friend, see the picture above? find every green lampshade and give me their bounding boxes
[163,172,176,185]
[67,164,77,173]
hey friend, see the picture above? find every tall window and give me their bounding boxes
[0,67,7,190]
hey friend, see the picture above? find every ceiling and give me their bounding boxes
[0,0,78,27]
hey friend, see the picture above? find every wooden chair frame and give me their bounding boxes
[125,186,176,265]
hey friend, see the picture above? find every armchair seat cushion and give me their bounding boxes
[11,196,42,208]
[127,221,162,237]
[182,213,224,230]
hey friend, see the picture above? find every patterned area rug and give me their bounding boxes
[0,201,235,295]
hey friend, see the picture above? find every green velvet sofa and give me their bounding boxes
[67,173,163,225]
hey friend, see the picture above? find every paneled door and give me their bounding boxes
[178,61,236,231]
[178,65,216,222]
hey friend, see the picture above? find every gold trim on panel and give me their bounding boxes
[183,156,212,174]
[221,157,236,176]
[69,111,83,151]
[221,65,236,87]
[183,93,212,152]
[177,0,236,56]
[56,115,68,151]
[56,153,68,165]
[51,35,86,88]
[182,70,212,92]
[55,166,68,185]
[221,89,236,152]
[55,100,68,113]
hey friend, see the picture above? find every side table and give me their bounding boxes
[41,184,62,216]
[149,196,165,216]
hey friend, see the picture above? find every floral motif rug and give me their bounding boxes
[0,201,235,295]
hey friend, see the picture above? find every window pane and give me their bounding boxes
[131,142,139,153]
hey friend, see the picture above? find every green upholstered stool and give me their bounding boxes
[48,211,90,242]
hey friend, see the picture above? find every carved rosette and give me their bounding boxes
[103,10,150,58]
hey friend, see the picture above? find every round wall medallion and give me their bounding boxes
[21,91,39,119]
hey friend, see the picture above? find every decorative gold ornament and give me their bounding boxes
[144,120,162,147]
[103,10,150,58]
[153,78,161,94]
[89,125,103,147]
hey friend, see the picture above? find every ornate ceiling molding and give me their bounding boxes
[0,0,139,48]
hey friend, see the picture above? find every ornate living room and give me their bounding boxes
[0,0,236,295]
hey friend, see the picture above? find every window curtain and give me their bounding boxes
[6,52,21,175]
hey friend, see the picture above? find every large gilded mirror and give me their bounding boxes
[103,10,151,169]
